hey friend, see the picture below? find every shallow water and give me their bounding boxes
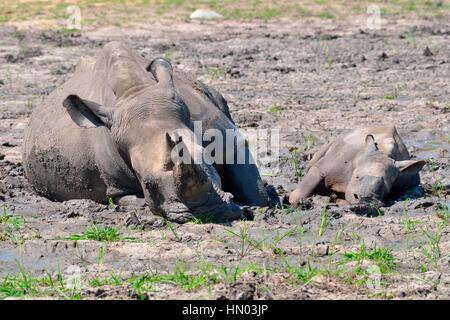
[404,129,449,161]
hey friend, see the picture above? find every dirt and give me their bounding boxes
[0,17,449,300]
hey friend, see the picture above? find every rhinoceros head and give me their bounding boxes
[62,58,241,223]
[345,135,425,205]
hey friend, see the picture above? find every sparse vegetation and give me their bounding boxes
[326,58,334,70]
[428,158,439,172]
[436,205,449,224]
[420,221,445,270]
[0,207,29,245]
[191,212,218,224]
[2,0,447,30]
[65,224,121,242]
[267,103,282,115]
[430,180,445,198]
[405,32,417,48]
[318,205,330,237]
[0,267,40,299]
[287,261,320,284]
[0,207,25,231]
[163,49,173,61]
[165,220,182,242]
[225,225,268,257]
[0,265,81,300]
[77,261,271,299]
[90,273,123,288]
[384,85,403,100]
[303,134,316,160]
[290,148,304,178]
[343,245,397,274]
[207,66,224,80]
[108,196,117,209]
[130,262,215,295]
[403,217,422,232]
[128,260,273,298]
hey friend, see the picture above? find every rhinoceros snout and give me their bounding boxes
[162,200,242,223]
[347,176,387,205]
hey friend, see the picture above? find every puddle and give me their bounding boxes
[0,247,18,263]
[404,129,450,160]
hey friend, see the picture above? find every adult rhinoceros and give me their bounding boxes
[23,41,270,223]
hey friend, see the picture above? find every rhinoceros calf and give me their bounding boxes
[289,124,425,206]
[23,41,270,222]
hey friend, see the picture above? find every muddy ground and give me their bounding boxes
[0,17,449,300]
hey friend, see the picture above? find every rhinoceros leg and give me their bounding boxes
[289,166,325,205]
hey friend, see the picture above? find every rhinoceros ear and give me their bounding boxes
[395,159,426,175]
[165,132,192,166]
[365,134,379,153]
[147,58,174,87]
[63,95,113,129]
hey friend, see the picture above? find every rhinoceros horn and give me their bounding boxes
[165,132,211,204]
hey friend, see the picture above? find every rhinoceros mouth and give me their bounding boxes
[352,195,385,208]
[164,184,242,222]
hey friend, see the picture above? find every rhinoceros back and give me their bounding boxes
[23,59,109,203]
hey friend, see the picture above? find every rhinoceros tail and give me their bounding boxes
[147,57,174,88]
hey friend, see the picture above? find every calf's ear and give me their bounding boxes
[63,95,113,129]
[365,134,379,153]
[395,159,426,176]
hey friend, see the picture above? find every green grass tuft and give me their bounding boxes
[267,103,282,115]
[66,224,121,242]
[344,245,397,274]
[207,66,224,80]
[288,261,320,284]
[192,212,218,224]
[0,207,25,231]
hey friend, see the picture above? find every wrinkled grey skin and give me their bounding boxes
[23,41,270,223]
[289,124,426,206]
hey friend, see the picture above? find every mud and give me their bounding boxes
[0,18,449,299]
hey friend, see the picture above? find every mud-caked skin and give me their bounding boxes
[289,124,426,207]
[23,41,270,223]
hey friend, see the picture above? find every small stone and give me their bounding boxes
[141,215,165,229]
[423,46,433,57]
[124,212,141,227]
[4,54,17,63]
[190,9,223,20]
[94,288,106,297]
[310,195,329,208]
[130,291,149,300]
[296,197,314,210]
[236,283,256,300]
[379,52,388,60]
[315,243,330,257]
[311,274,327,284]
